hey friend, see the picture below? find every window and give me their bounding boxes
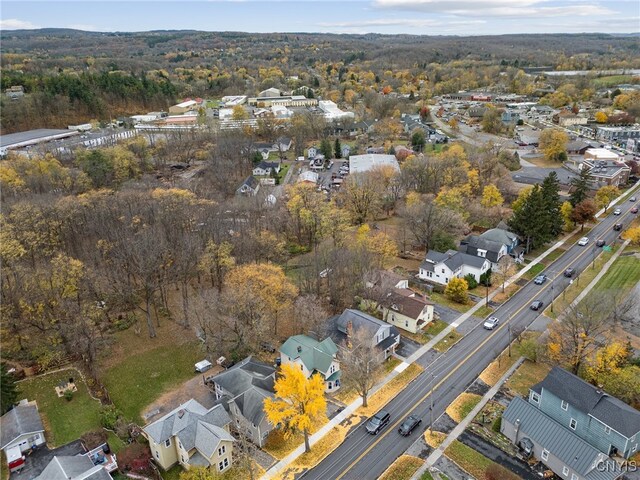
[441,268,445,273]
[164,438,171,448]
[633,444,637,453]
[223,458,229,468]
[181,455,185,463]
[562,466,569,476]
[571,474,578,480]
[561,400,568,411]
[328,382,332,389]
[155,450,160,459]
[531,392,540,404]
[300,364,303,371]
[605,426,611,435]
[570,418,577,430]
[541,449,549,461]
[219,461,224,471]
[405,320,409,328]
[218,445,226,456]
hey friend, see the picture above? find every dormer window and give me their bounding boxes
[531,392,540,404]
[391,304,399,311]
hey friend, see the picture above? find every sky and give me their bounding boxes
[1,0,639,36]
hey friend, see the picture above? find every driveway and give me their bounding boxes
[18,440,85,479]
[459,430,539,480]
[396,336,422,358]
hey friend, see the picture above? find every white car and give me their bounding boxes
[483,317,500,330]
[578,237,589,246]
[613,208,622,215]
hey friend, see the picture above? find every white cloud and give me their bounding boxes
[373,0,615,17]
[0,18,40,30]
[67,24,100,31]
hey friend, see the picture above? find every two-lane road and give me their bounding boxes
[303,197,639,480]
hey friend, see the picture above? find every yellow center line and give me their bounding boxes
[334,219,622,480]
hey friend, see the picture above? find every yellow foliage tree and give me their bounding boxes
[560,201,575,232]
[179,466,217,480]
[594,111,608,123]
[622,226,640,246]
[232,104,249,120]
[538,129,569,162]
[480,185,504,208]
[264,363,327,453]
[586,342,631,383]
[445,277,469,304]
[594,185,620,212]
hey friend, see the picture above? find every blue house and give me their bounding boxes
[527,367,640,459]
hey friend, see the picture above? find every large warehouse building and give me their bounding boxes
[0,129,80,156]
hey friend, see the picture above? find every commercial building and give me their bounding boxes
[349,154,400,174]
[169,100,198,115]
[247,95,318,107]
[596,125,640,143]
[0,129,80,156]
[318,100,355,121]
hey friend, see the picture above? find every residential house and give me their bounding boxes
[279,335,341,392]
[501,110,520,124]
[553,110,588,127]
[252,161,281,177]
[353,120,377,135]
[481,222,523,261]
[566,139,601,155]
[298,170,319,184]
[458,235,508,269]
[207,357,276,448]
[142,399,234,472]
[327,309,401,361]
[1,399,46,472]
[501,397,623,480]
[341,144,351,158]
[307,146,319,159]
[366,146,386,154]
[35,455,114,480]
[236,176,260,196]
[381,288,434,334]
[418,250,491,286]
[528,367,640,459]
[275,136,292,152]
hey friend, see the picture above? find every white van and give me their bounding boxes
[194,360,213,373]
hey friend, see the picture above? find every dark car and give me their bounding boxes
[533,274,547,285]
[632,207,638,214]
[563,268,576,278]
[366,410,391,435]
[614,223,623,231]
[530,300,544,311]
[596,239,606,247]
[398,415,422,436]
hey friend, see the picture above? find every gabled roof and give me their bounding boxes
[143,400,232,457]
[503,397,621,480]
[532,367,640,438]
[421,250,488,272]
[460,235,504,263]
[480,227,519,246]
[386,288,432,320]
[1,402,45,449]
[238,175,259,190]
[210,357,275,427]
[280,335,338,376]
[35,456,112,480]
[254,161,280,170]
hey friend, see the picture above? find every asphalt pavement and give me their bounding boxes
[301,195,639,480]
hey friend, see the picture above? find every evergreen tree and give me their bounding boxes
[320,138,333,159]
[569,168,593,206]
[509,184,551,252]
[1,363,18,414]
[541,171,563,237]
[334,138,342,159]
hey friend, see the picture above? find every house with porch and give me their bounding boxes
[207,357,276,448]
[460,223,523,268]
[417,250,491,286]
[381,288,434,334]
[142,400,234,473]
[279,335,341,393]
[236,176,260,196]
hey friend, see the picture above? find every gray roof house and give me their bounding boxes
[460,224,523,266]
[327,309,400,361]
[236,175,260,196]
[529,367,640,459]
[35,456,113,480]
[207,357,276,447]
[1,400,46,454]
[502,397,622,480]
[252,161,281,177]
[142,399,234,472]
[418,249,491,286]
[280,335,341,393]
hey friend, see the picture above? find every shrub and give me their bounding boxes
[464,274,478,289]
[491,416,502,433]
[100,405,122,430]
[64,389,74,402]
[479,269,492,287]
[445,277,469,304]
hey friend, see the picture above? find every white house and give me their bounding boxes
[252,161,281,176]
[1,400,46,473]
[298,170,319,184]
[279,335,341,392]
[418,250,491,286]
[381,288,435,334]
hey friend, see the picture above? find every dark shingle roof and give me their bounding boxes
[386,289,432,320]
[532,367,640,438]
[421,249,488,272]
[460,236,503,263]
[503,397,621,480]
[0,402,45,449]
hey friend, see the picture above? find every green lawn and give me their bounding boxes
[474,305,494,318]
[445,441,519,480]
[429,292,472,313]
[18,371,102,447]
[593,255,640,294]
[433,329,463,353]
[102,341,202,424]
[523,263,545,280]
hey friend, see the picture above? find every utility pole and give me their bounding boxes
[508,315,512,357]
[550,280,554,313]
[428,372,435,432]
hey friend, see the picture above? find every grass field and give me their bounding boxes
[592,255,640,294]
[592,75,637,87]
[445,440,519,480]
[504,360,551,396]
[429,292,472,313]
[379,455,424,480]
[102,341,202,423]
[18,371,102,447]
[479,332,541,386]
[433,329,463,353]
[445,393,482,423]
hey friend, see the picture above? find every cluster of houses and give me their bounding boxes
[1,399,117,479]
[501,367,640,480]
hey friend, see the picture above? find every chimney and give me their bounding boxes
[515,418,521,443]
[297,345,302,353]
[178,409,185,419]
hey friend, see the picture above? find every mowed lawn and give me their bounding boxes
[18,371,102,447]
[102,341,202,424]
[593,255,640,294]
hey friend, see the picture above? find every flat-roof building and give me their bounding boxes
[349,154,400,174]
[0,129,80,155]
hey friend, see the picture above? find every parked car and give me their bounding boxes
[614,223,623,231]
[530,300,544,311]
[563,268,575,278]
[613,208,622,215]
[366,410,391,435]
[632,207,638,214]
[533,274,547,285]
[578,237,589,246]
[398,415,422,436]
[596,239,605,247]
[630,197,637,202]
[483,316,500,330]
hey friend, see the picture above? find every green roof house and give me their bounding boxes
[279,335,341,393]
